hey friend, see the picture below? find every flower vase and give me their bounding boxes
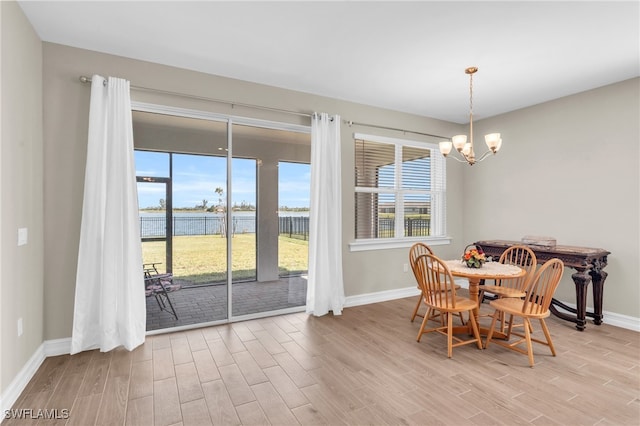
[462,244,486,268]
[465,259,484,269]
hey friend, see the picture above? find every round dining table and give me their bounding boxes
[443,259,526,338]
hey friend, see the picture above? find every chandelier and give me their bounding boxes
[439,67,502,166]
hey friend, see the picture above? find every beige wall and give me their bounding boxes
[40,42,640,344]
[467,78,640,317]
[42,42,464,340]
[1,1,44,397]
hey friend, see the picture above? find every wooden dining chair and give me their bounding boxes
[413,254,482,358]
[479,245,537,332]
[409,243,464,326]
[484,258,564,367]
[409,242,434,321]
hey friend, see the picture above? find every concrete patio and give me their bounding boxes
[145,275,307,331]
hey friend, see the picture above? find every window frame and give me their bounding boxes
[349,132,450,252]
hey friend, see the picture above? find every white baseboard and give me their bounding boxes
[553,302,640,332]
[0,338,71,422]
[344,282,640,332]
[344,286,420,307]
[0,343,45,421]
[43,338,72,357]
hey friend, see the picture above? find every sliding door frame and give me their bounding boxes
[132,101,311,331]
[136,176,172,273]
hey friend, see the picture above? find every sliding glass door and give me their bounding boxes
[170,153,230,286]
[133,108,310,331]
[230,123,310,317]
[278,161,310,278]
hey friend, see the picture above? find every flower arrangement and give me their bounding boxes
[462,245,486,268]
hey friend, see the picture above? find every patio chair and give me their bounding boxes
[144,263,181,320]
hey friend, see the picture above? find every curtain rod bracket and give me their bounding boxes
[79,76,107,86]
[344,120,449,140]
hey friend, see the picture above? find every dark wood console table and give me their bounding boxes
[475,240,610,331]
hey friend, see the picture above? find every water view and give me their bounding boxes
[139,211,310,238]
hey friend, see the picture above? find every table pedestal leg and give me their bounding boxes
[452,277,508,339]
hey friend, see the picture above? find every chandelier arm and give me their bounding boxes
[447,153,471,163]
[476,149,497,162]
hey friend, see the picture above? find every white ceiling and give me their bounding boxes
[18,1,640,124]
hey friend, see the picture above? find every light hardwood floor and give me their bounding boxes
[5,295,640,425]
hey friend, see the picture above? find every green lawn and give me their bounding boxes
[142,234,308,284]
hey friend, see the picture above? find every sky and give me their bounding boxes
[135,151,310,210]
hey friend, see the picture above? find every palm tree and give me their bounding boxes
[214,187,226,236]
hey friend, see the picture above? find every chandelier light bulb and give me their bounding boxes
[452,135,467,151]
[439,141,453,156]
[485,133,501,151]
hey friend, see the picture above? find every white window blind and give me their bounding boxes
[354,133,446,241]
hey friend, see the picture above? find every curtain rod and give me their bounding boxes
[345,120,450,140]
[78,76,447,137]
[78,76,313,118]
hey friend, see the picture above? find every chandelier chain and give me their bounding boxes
[469,72,473,116]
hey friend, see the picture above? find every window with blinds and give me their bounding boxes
[354,134,446,240]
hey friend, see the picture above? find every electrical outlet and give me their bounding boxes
[403,263,409,273]
[18,318,23,337]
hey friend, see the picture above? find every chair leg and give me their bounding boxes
[499,310,507,334]
[484,309,501,348]
[539,318,556,356]
[428,308,445,326]
[467,311,483,350]
[506,313,515,338]
[155,288,178,320]
[447,311,453,358]
[153,294,164,311]
[164,293,178,320]
[523,318,535,367]
[416,308,431,342]
[410,293,423,322]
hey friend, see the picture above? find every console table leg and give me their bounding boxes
[590,269,607,325]
[572,270,591,331]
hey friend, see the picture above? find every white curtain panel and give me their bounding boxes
[307,113,345,316]
[71,75,146,354]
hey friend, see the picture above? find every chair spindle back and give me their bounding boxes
[498,245,538,291]
[522,258,564,316]
[414,254,458,309]
[409,243,434,277]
